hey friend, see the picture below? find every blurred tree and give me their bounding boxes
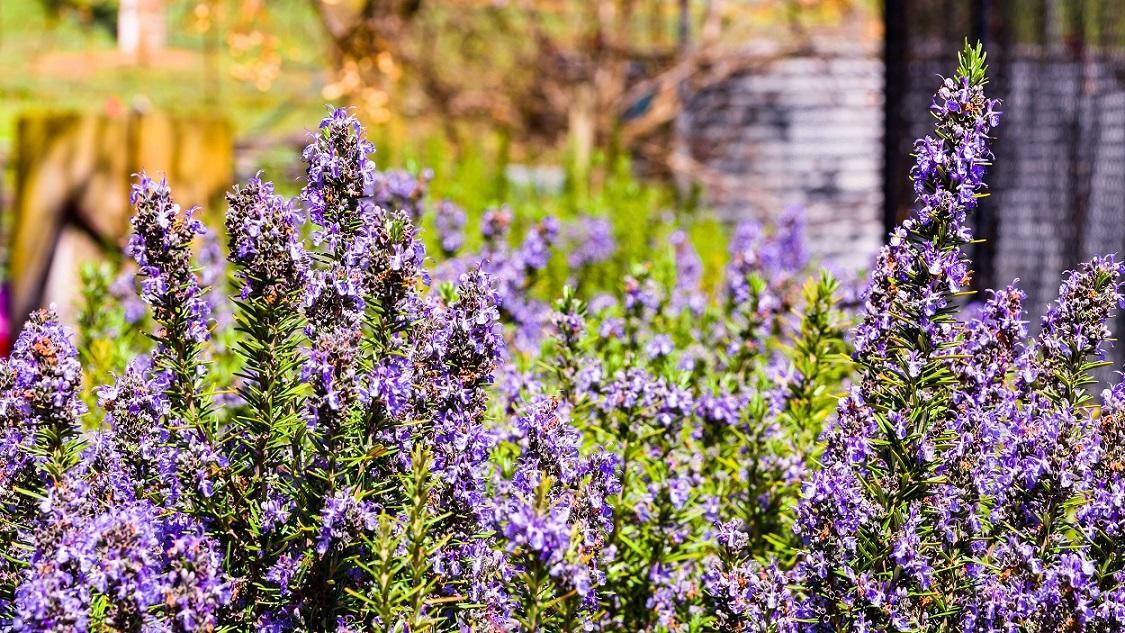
[309,0,875,176]
[36,0,118,34]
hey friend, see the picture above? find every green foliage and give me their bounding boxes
[957,39,989,87]
[353,446,449,632]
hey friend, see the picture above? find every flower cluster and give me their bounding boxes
[489,396,620,626]
[13,43,1125,632]
[777,41,1125,633]
[127,174,211,347]
[225,174,309,302]
[1,312,228,630]
[0,308,89,608]
[435,210,564,352]
[497,203,848,630]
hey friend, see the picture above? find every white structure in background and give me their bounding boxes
[118,0,167,60]
[673,41,883,273]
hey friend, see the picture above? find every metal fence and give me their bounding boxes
[885,0,1125,373]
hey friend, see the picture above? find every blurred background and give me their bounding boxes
[2,0,1124,358]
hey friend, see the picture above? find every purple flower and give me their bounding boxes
[566,216,616,269]
[644,334,674,360]
[226,174,310,303]
[434,200,467,257]
[490,397,619,612]
[127,173,211,347]
[370,168,430,222]
[480,207,513,247]
[265,553,302,597]
[670,230,705,314]
[301,108,376,247]
[316,489,378,555]
[3,309,87,488]
[12,444,229,631]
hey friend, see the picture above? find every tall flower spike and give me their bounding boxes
[422,269,504,515]
[793,41,1001,629]
[1024,255,1125,406]
[127,173,211,416]
[355,205,427,325]
[223,173,311,617]
[8,308,87,482]
[1081,382,1125,623]
[0,358,32,607]
[295,261,368,626]
[95,357,170,489]
[302,107,376,255]
[490,396,619,627]
[226,174,310,304]
[0,309,86,610]
[959,259,1125,631]
[669,230,705,315]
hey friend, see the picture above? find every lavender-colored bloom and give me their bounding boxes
[302,263,365,426]
[480,206,513,248]
[161,526,233,630]
[316,489,378,555]
[370,167,430,222]
[127,173,211,347]
[695,391,742,444]
[9,308,87,446]
[301,108,376,251]
[565,215,616,270]
[669,230,706,314]
[12,441,229,632]
[265,553,302,597]
[491,397,619,613]
[434,200,467,257]
[515,217,560,274]
[14,492,163,631]
[724,211,804,306]
[354,206,427,320]
[469,216,559,352]
[622,273,663,317]
[95,357,170,485]
[644,334,674,360]
[601,368,692,433]
[774,204,808,272]
[954,258,1125,631]
[0,310,90,607]
[702,559,801,632]
[261,489,295,535]
[226,174,310,303]
[302,109,427,311]
[417,270,505,520]
[1024,255,1125,401]
[1081,382,1125,624]
[435,540,515,629]
[0,308,88,505]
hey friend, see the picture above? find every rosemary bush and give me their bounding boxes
[1,42,1123,632]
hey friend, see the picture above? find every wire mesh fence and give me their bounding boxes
[885,0,1125,377]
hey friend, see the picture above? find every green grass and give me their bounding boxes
[0,0,330,151]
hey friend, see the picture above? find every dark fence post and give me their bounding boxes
[971,0,999,292]
[883,0,909,238]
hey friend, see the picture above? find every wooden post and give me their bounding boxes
[10,111,232,330]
